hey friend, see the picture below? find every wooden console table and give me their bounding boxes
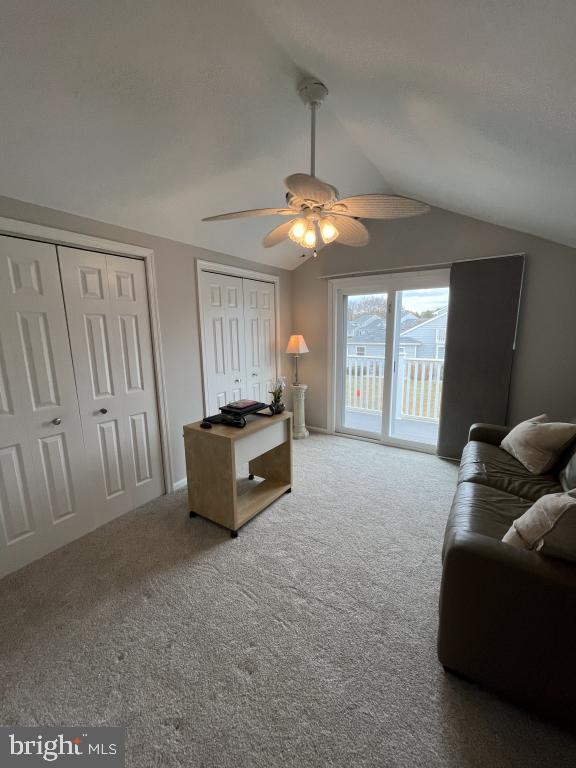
[183,411,292,537]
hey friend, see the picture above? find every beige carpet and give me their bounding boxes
[1,434,575,767]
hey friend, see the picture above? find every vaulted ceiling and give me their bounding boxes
[1,1,575,269]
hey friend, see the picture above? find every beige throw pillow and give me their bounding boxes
[502,490,576,563]
[500,414,576,474]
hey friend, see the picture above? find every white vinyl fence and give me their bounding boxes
[345,355,444,421]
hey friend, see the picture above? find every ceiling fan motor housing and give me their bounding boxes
[298,77,328,107]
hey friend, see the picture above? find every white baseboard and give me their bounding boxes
[172,478,188,491]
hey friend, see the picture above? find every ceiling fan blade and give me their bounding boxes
[263,220,294,248]
[327,215,369,247]
[329,195,430,219]
[284,173,338,205]
[202,208,294,222]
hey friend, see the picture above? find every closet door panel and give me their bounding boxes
[243,279,276,404]
[106,254,163,507]
[259,282,276,400]
[199,271,245,413]
[59,248,130,522]
[59,247,163,519]
[0,237,91,577]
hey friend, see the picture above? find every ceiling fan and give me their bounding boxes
[202,78,431,256]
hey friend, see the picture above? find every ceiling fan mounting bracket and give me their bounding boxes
[298,78,328,108]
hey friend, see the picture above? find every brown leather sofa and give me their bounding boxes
[438,423,576,718]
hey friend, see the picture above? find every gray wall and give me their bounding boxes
[0,196,292,486]
[293,206,576,430]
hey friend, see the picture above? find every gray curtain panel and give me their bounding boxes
[437,254,525,460]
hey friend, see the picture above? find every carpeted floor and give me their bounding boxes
[1,434,575,767]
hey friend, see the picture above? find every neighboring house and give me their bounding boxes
[347,314,387,357]
[347,307,447,359]
[401,307,448,359]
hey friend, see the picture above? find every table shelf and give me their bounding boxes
[236,479,291,527]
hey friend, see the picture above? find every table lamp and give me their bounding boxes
[286,334,309,385]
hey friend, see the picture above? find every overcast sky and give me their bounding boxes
[401,287,449,314]
[348,287,449,315]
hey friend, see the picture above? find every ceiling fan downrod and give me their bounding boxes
[298,78,328,178]
[310,102,316,177]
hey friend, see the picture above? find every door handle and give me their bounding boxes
[99,408,108,415]
[251,372,258,377]
[52,417,62,426]
[233,379,241,384]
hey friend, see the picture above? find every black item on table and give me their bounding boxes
[219,400,268,417]
[200,413,247,429]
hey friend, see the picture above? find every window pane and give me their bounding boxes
[389,287,449,445]
[343,293,387,434]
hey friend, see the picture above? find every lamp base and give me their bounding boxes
[292,354,300,386]
[291,384,309,439]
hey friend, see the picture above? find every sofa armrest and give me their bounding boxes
[438,531,576,712]
[468,422,511,445]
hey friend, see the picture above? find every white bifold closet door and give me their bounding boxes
[0,237,91,577]
[198,271,276,415]
[0,237,164,578]
[59,247,163,522]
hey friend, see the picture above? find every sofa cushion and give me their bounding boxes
[503,490,576,563]
[442,481,531,559]
[458,441,563,501]
[501,414,576,474]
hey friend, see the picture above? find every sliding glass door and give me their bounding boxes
[333,271,450,451]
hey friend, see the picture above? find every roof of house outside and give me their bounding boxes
[400,306,448,335]
[347,307,445,343]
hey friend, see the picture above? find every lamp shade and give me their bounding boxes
[286,334,309,355]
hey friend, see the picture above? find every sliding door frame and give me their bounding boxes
[328,269,450,453]
[0,216,174,492]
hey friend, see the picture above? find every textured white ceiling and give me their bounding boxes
[1,1,575,269]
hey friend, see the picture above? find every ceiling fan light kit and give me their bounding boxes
[288,211,339,250]
[202,77,431,255]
